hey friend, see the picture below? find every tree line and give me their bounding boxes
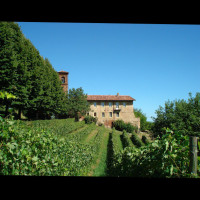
[134,92,200,138]
[152,92,200,138]
[0,22,89,120]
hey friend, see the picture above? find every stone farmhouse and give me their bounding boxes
[87,94,140,128]
[58,70,140,129]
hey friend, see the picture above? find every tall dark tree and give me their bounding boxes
[43,58,68,118]
[0,22,68,120]
[12,35,33,119]
[0,22,28,117]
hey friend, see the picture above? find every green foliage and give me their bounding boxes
[130,133,145,148]
[67,124,96,142]
[113,120,137,133]
[0,117,70,175]
[0,91,17,100]
[66,88,90,121]
[121,130,135,148]
[0,91,17,117]
[109,128,190,177]
[112,120,125,131]
[23,118,86,137]
[153,92,200,137]
[0,22,67,120]
[84,115,97,124]
[0,117,196,177]
[0,117,107,176]
[134,108,148,131]
[106,129,123,176]
[134,108,154,132]
[126,122,136,133]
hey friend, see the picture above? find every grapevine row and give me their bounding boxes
[0,117,108,176]
[106,127,192,177]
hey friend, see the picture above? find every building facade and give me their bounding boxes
[57,70,69,93]
[87,93,140,129]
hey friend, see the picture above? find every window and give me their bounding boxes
[109,112,112,117]
[123,102,126,107]
[94,112,97,117]
[102,112,105,117]
[116,112,119,117]
[94,102,97,107]
[101,102,105,107]
[109,102,112,107]
[116,102,119,108]
[61,77,65,83]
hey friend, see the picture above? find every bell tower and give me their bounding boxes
[58,70,69,93]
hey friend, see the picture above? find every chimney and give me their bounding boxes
[117,93,119,96]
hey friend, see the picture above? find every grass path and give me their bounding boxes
[87,128,110,177]
[114,130,123,150]
[69,124,89,135]
[60,125,89,140]
[84,129,98,143]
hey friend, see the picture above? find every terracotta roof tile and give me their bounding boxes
[87,95,135,101]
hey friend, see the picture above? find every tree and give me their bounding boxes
[0,22,68,120]
[43,58,68,119]
[152,92,200,137]
[0,22,23,117]
[134,108,150,131]
[66,87,90,121]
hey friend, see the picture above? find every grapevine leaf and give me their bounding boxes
[32,156,38,162]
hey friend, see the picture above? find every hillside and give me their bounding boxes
[1,117,197,177]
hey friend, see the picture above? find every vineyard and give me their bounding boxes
[0,117,199,177]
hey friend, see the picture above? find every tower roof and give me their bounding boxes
[58,70,69,74]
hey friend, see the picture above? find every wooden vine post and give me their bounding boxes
[189,136,198,176]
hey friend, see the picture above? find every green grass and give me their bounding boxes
[112,129,123,152]
[92,128,110,176]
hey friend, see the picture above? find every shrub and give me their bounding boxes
[113,120,137,133]
[84,115,97,124]
[126,122,137,133]
[121,130,134,148]
[112,120,126,131]
[131,133,144,148]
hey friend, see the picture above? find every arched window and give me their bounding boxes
[61,77,65,83]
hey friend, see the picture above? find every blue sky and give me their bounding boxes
[17,22,200,121]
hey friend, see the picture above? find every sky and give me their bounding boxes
[17,22,200,121]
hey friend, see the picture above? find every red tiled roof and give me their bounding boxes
[87,95,135,101]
